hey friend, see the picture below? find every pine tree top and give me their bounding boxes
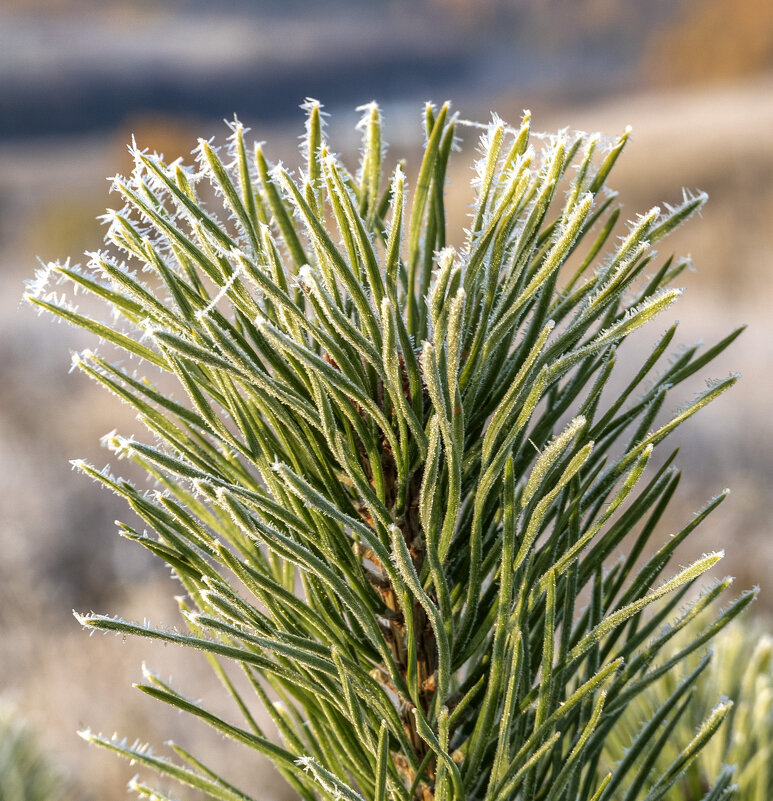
[26,100,752,801]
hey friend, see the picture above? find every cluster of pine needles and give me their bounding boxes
[26,100,753,801]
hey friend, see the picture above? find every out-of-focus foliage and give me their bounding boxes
[644,0,773,85]
[603,611,773,801]
[0,705,76,801]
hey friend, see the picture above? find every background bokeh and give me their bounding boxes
[1,1,771,798]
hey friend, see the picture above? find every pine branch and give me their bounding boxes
[26,100,752,801]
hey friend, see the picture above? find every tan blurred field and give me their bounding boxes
[0,42,771,801]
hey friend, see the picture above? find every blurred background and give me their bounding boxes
[0,0,771,798]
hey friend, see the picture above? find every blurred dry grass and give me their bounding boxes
[643,0,773,86]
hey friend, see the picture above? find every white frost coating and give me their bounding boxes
[655,189,709,230]
[139,317,163,339]
[469,114,506,189]
[194,263,245,320]
[191,135,218,163]
[597,124,633,154]
[435,246,456,268]
[456,115,525,138]
[301,96,328,120]
[100,431,135,458]
[509,145,535,177]
[73,610,95,628]
[296,756,345,801]
[24,260,62,300]
[182,609,202,626]
[624,206,661,237]
[269,162,289,190]
[320,150,341,173]
[391,162,405,189]
[523,415,587,508]
[355,100,379,129]
[69,349,88,373]
[222,114,251,171]
[96,208,123,241]
[99,429,119,447]
[296,263,315,287]
[583,131,601,153]
[224,114,248,138]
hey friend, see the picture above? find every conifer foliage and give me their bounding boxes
[26,100,753,801]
